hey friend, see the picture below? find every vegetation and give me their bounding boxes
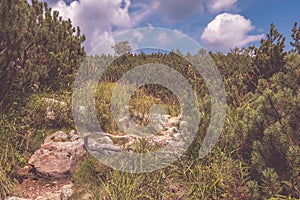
[0,1,299,199]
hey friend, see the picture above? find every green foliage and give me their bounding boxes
[71,154,111,199]
[71,148,253,199]
[0,0,85,112]
[291,22,300,54]
[261,168,282,198]
[235,54,300,198]
[94,82,180,133]
[245,180,260,200]
[210,48,254,106]
[99,171,144,199]
[253,23,287,80]
[0,166,14,200]
[24,92,73,130]
[112,41,132,55]
[0,11,300,199]
[0,115,26,174]
[0,115,24,198]
[181,148,250,199]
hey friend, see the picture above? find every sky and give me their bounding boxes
[40,0,300,53]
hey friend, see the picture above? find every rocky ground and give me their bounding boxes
[7,113,185,200]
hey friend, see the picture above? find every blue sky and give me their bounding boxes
[42,0,300,53]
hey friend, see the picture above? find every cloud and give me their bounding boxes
[150,0,238,21]
[48,0,139,52]
[132,31,144,42]
[152,0,204,21]
[206,0,237,13]
[156,32,170,45]
[200,13,264,51]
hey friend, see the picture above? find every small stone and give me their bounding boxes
[68,130,79,141]
[60,184,73,200]
[82,193,92,200]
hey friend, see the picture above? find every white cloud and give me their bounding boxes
[200,13,264,51]
[132,31,144,42]
[206,0,237,13]
[50,0,137,52]
[156,32,170,45]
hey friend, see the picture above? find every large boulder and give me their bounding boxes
[28,130,85,178]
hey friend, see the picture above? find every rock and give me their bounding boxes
[44,98,66,106]
[68,130,79,141]
[29,131,85,178]
[60,184,73,200]
[147,115,182,145]
[34,190,61,200]
[83,114,184,154]
[44,131,68,144]
[86,137,121,156]
[167,117,180,127]
[168,126,178,133]
[43,98,66,120]
[82,193,92,200]
[46,107,55,120]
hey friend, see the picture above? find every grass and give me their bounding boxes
[0,165,14,199]
[1,81,298,199]
[70,147,254,199]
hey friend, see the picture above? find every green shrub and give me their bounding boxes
[0,166,14,199]
[0,115,21,198]
[24,92,74,130]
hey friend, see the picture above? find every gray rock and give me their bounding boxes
[87,137,121,156]
[44,98,66,106]
[60,184,73,200]
[29,131,85,178]
[44,98,66,121]
[44,131,68,144]
[68,130,79,141]
[82,193,92,200]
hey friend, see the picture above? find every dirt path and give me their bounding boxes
[14,176,73,200]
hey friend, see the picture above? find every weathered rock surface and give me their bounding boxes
[43,98,67,120]
[28,130,85,178]
[60,184,73,200]
[14,114,186,199]
[84,114,187,154]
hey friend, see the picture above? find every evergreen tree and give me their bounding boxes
[291,22,300,54]
[253,23,286,79]
[112,41,132,55]
[239,54,300,198]
[0,0,86,112]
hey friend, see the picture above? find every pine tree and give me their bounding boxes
[0,0,86,112]
[253,23,286,79]
[112,41,132,55]
[239,53,300,198]
[291,22,300,54]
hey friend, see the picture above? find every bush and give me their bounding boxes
[24,92,74,130]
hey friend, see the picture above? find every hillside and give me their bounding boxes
[0,1,300,199]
